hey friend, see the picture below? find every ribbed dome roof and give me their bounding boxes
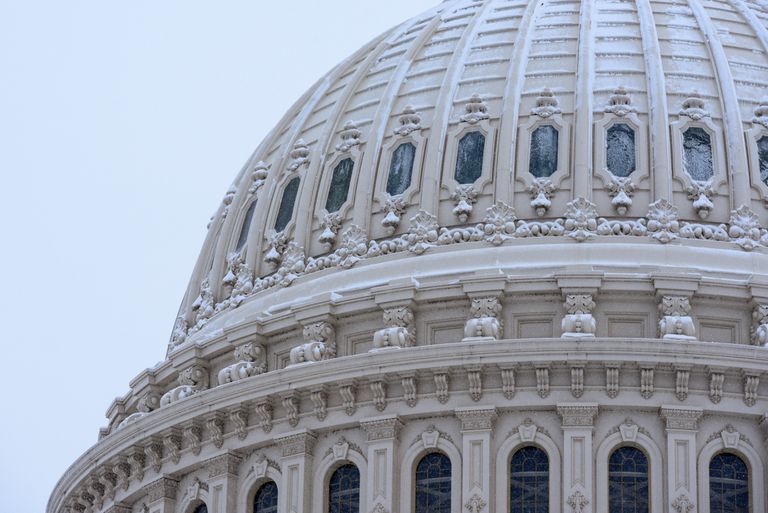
[171,0,768,350]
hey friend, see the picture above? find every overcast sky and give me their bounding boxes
[0,1,438,511]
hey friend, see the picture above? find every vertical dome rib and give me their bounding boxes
[687,0,751,207]
[573,0,597,199]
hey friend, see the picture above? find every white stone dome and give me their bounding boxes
[50,2,768,513]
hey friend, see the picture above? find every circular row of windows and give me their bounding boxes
[187,447,746,513]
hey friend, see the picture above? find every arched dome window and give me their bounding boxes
[387,142,416,196]
[455,131,485,184]
[682,127,714,181]
[274,177,300,232]
[325,158,354,213]
[509,446,549,513]
[606,123,636,177]
[608,446,649,513]
[328,463,360,513]
[193,504,208,513]
[710,452,749,512]
[236,201,258,251]
[253,481,278,513]
[415,452,451,513]
[758,136,768,186]
[529,125,559,178]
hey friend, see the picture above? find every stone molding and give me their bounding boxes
[205,452,243,478]
[360,415,404,442]
[455,406,497,432]
[660,406,704,431]
[143,477,178,503]
[556,403,599,427]
[276,430,317,458]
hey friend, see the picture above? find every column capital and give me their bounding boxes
[660,406,703,431]
[143,477,179,504]
[360,415,404,442]
[557,403,599,427]
[276,429,317,458]
[204,451,243,479]
[455,406,498,432]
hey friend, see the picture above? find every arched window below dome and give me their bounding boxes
[609,446,649,513]
[455,131,485,184]
[529,125,559,178]
[193,504,208,513]
[387,142,416,196]
[710,452,749,513]
[682,127,714,181]
[274,177,300,232]
[253,481,278,513]
[328,463,360,513]
[606,123,636,177]
[415,452,451,513]
[758,136,768,186]
[509,446,549,513]
[236,200,257,251]
[325,158,354,213]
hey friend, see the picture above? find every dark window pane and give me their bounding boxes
[387,143,416,196]
[254,481,278,513]
[710,453,749,513]
[274,177,300,232]
[683,127,714,181]
[455,132,485,184]
[415,452,451,513]
[758,136,768,186]
[510,446,549,513]
[329,464,360,513]
[193,505,208,513]
[607,123,636,177]
[529,125,559,178]
[325,158,354,213]
[236,201,258,250]
[609,447,649,513]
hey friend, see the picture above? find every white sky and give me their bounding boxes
[0,1,437,511]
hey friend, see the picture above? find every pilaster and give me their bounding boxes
[276,429,317,513]
[360,415,404,513]
[456,406,497,513]
[204,452,242,513]
[142,477,178,513]
[660,406,703,513]
[557,403,598,513]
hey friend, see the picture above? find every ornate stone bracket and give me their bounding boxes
[117,392,161,430]
[318,211,343,248]
[640,365,655,399]
[686,180,714,219]
[451,184,479,223]
[372,306,415,350]
[464,296,503,340]
[562,294,596,338]
[380,194,407,235]
[248,161,270,195]
[217,342,266,384]
[743,371,760,407]
[659,296,696,340]
[289,321,336,366]
[606,176,635,215]
[528,178,555,217]
[679,91,710,120]
[161,365,209,407]
[604,86,636,117]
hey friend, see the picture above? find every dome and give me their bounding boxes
[50,1,768,513]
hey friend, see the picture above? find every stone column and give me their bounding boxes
[455,406,497,513]
[360,415,404,513]
[660,406,703,513]
[142,477,178,513]
[557,403,598,513]
[276,430,317,513]
[204,452,242,513]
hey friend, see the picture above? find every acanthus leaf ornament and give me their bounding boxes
[451,184,479,223]
[672,494,695,513]
[394,105,422,136]
[606,176,635,215]
[337,224,369,269]
[659,296,696,340]
[318,211,343,249]
[604,86,636,117]
[567,491,590,513]
[531,88,562,118]
[460,93,490,124]
[405,210,439,255]
[189,277,215,334]
[289,321,336,366]
[264,230,289,268]
[219,252,254,311]
[528,177,555,216]
[729,205,764,251]
[564,198,598,242]
[380,194,408,235]
[218,342,267,384]
[686,180,715,219]
[646,199,680,243]
[464,494,488,513]
[335,120,362,153]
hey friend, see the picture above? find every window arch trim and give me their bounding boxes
[595,429,663,513]
[316,152,363,222]
[495,427,561,513]
[697,435,764,513]
[312,446,368,513]
[400,437,462,513]
[670,115,727,196]
[375,132,426,211]
[236,456,283,513]
[441,121,496,207]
